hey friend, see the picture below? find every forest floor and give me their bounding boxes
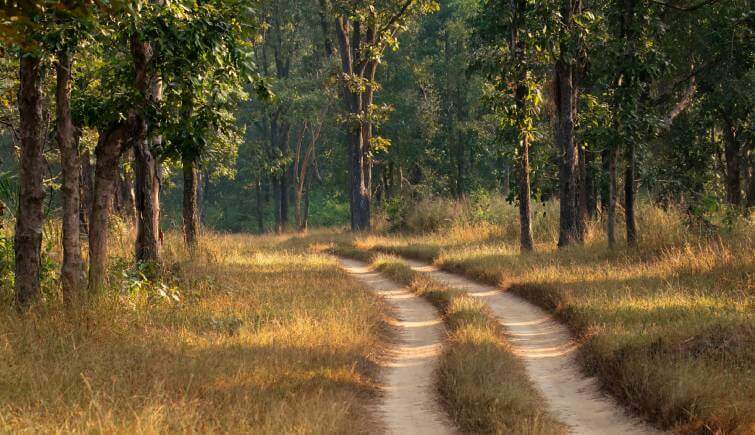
[0,233,386,433]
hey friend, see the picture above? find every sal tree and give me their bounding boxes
[330,0,439,231]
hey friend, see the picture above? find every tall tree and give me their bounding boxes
[332,0,439,231]
[555,0,582,247]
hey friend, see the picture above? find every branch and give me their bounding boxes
[379,0,415,36]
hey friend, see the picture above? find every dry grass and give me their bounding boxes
[359,199,755,434]
[0,230,385,433]
[332,244,566,434]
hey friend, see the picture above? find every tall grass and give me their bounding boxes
[0,230,385,433]
[363,195,755,433]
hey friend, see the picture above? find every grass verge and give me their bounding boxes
[356,201,754,434]
[331,244,566,434]
[0,232,384,433]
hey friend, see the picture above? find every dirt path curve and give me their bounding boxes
[401,258,661,435]
[338,258,457,435]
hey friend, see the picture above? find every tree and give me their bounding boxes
[555,0,583,247]
[331,0,439,231]
[473,0,552,251]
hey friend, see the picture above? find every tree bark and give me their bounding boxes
[14,51,45,307]
[722,117,742,206]
[88,124,130,293]
[556,52,580,247]
[182,156,199,248]
[133,137,161,262]
[584,147,598,218]
[255,179,264,233]
[512,0,534,251]
[80,149,94,233]
[116,151,135,220]
[625,142,637,245]
[577,143,589,242]
[336,16,372,232]
[131,36,161,264]
[747,145,755,209]
[56,48,85,302]
[607,145,618,247]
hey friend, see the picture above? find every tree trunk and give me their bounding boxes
[625,142,637,246]
[303,176,311,231]
[555,52,580,247]
[256,179,264,233]
[56,48,84,302]
[515,88,534,252]
[182,156,199,248]
[336,16,372,232]
[133,138,161,263]
[88,125,130,293]
[349,126,371,231]
[80,149,94,233]
[577,143,589,242]
[294,188,304,231]
[584,147,598,218]
[512,0,533,251]
[14,51,45,307]
[722,118,742,206]
[747,146,755,209]
[132,36,161,264]
[607,146,618,247]
[118,154,135,220]
[600,147,611,213]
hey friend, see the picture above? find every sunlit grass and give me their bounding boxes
[0,231,384,433]
[359,200,755,433]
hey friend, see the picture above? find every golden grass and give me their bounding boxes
[359,200,755,434]
[0,231,385,433]
[331,244,566,434]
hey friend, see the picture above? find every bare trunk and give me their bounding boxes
[80,149,93,233]
[132,36,161,264]
[336,16,371,232]
[722,118,742,206]
[133,138,161,263]
[182,156,199,248]
[119,157,135,220]
[88,125,129,293]
[607,146,618,247]
[515,86,534,252]
[577,144,589,242]
[584,147,598,218]
[56,49,84,301]
[747,146,755,209]
[255,179,264,233]
[303,176,311,231]
[625,142,637,246]
[349,126,371,231]
[512,0,533,251]
[14,51,45,307]
[556,57,580,247]
[294,188,304,231]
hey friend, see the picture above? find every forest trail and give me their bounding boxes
[338,258,457,435]
[400,258,661,435]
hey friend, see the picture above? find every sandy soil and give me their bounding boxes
[338,258,457,435]
[402,258,661,435]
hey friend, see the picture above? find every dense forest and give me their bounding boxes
[0,0,752,434]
